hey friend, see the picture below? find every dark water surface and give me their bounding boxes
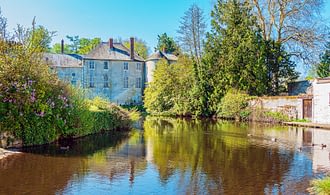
[1,117,330,195]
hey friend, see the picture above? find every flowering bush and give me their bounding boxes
[0,40,131,146]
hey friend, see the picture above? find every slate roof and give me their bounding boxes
[146,50,178,61]
[44,53,83,68]
[84,42,144,62]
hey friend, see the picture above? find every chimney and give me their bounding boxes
[130,37,134,60]
[109,38,114,50]
[61,39,64,54]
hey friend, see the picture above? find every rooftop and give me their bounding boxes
[84,42,144,62]
[44,53,83,68]
[147,50,178,61]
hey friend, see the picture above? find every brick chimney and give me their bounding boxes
[109,38,114,50]
[130,37,134,60]
[61,39,64,54]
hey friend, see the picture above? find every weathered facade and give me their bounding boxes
[44,53,83,87]
[46,38,179,105]
[312,78,330,124]
[83,38,145,104]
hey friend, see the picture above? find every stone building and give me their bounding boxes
[46,38,178,105]
[83,38,145,104]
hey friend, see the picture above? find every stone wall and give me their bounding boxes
[250,96,303,119]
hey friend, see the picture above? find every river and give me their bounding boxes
[1,117,330,194]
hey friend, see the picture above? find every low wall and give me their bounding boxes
[250,96,303,119]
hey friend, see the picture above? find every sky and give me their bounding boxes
[0,0,214,51]
[0,0,329,75]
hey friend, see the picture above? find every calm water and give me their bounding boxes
[1,117,330,195]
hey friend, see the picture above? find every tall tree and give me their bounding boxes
[177,4,206,64]
[316,42,330,78]
[155,33,180,55]
[66,35,80,53]
[203,0,269,110]
[0,8,8,40]
[123,37,149,59]
[248,0,327,64]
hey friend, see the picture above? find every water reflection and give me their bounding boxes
[0,117,329,194]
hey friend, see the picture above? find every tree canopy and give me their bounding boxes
[155,33,180,55]
[123,37,149,59]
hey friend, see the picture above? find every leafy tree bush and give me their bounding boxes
[144,56,195,116]
[0,38,131,146]
[218,89,252,121]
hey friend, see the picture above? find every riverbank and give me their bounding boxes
[283,122,330,130]
[0,148,21,160]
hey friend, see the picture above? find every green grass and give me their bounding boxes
[310,177,330,195]
[291,118,311,123]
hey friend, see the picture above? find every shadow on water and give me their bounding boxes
[21,131,130,157]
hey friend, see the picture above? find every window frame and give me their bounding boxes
[103,74,109,88]
[104,61,109,70]
[135,77,141,88]
[89,73,94,88]
[124,62,129,71]
[89,61,95,70]
[124,76,129,88]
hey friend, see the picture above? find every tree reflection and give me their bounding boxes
[144,117,294,194]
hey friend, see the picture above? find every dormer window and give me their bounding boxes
[124,62,128,70]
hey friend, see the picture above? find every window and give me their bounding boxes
[135,77,141,88]
[71,72,76,86]
[136,63,142,71]
[104,74,109,88]
[104,61,109,70]
[89,73,94,88]
[124,62,128,70]
[124,77,129,88]
[89,61,95,69]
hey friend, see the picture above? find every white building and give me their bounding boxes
[83,38,145,104]
[312,77,330,124]
[46,38,178,105]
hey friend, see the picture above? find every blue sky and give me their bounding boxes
[0,0,329,50]
[0,0,213,51]
[0,0,329,76]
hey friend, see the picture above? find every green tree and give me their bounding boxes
[201,0,269,113]
[155,33,180,55]
[144,55,195,115]
[52,36,101,54]
[264,40,299,94]
[66,35,80,53]
[78,37,101,54]
[316,42,330,78]
[51,42,71,54]
[123,37,149,59]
